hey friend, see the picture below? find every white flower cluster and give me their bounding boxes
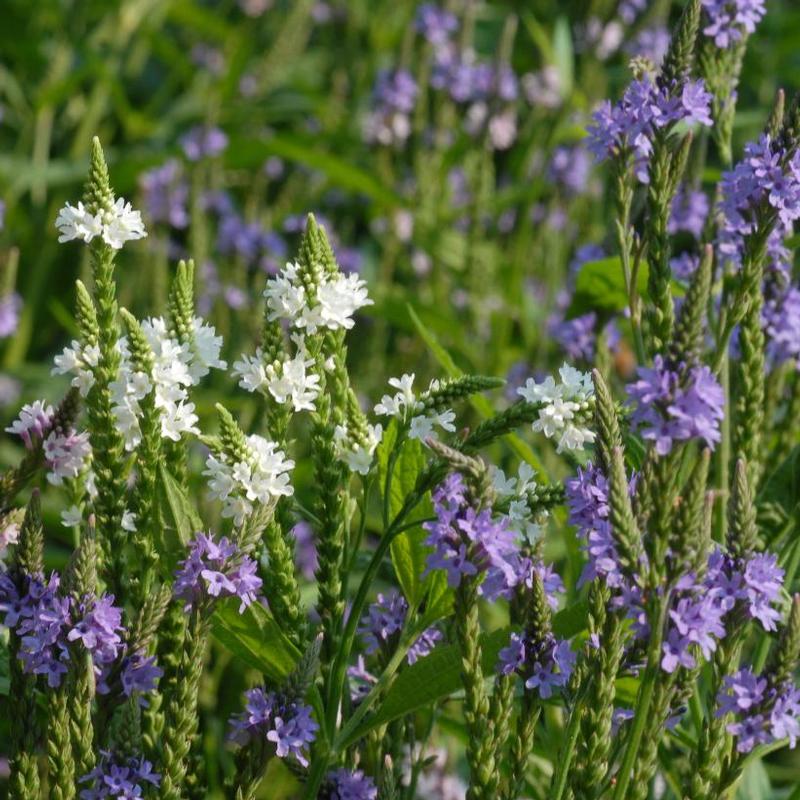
[54,317,226,450]
[232,339,320,413]
[264,261,372,333]
[492,462,544,540]
[517,364,595,453]
[333,421,383,475]
[52,341,100,397]
[373,374,456,442]
[204,434,294,526]
[55,198,147,250]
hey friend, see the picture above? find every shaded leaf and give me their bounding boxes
[339,599,587,747]
[212,600,301,682]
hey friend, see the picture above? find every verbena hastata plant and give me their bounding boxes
[2,4,800,800]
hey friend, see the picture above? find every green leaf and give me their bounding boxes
[377,422,434,606]
[568,257,648,317]
[388,438,429,605]
[338,599,587,748]
[552,17,574,98]
[212,600,301,682]
[735,758,773,800]
[153,466,202,576]
[758,445,800,518]
[225,135,401,209]
[406,304,546,475]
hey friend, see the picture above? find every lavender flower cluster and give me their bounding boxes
[229,687,318,766]
[357,590,442,665]
[79,753,161,800]
[173,531,263,612]
[423,472,521,600]
[588,74,713,181]
[626,355,725,455]
[0,572,160,696]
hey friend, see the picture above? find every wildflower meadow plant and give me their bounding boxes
[1,2,800,800]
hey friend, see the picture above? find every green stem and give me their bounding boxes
[550,682,591,800]
[612,597,668,800]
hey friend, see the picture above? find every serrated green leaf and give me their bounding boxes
[212,600,301,682]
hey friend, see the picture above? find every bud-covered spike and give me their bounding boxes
[120,308,156,374]
[215,403,251,464]
[83,136,115,215]
[770,595,800,688]
[666,133,694,203]
[672,449,711,575]
[726,459,759,560]
[75,280,100,347]
[609,445,642,576]
[64,520,98,599]
[167,259,196,345]
[419,375,505,414]
[670,244,713,367]
[592,369,622,474]
[282,632,323,701]
[767,88,786,140]
[660,0,701,88]
[14,489,44,577]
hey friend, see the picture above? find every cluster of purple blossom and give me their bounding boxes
[423,473,521,601]
[763,284,800,368]
[179,125,228,162]
[717,136,800,273]
[202,190,289,273]
[498,630,576,700]
[0,572,160,696]
[669,185,710,240]
[322,768,378,800]
[138,160,189,230]
[565,464,786,677]
[659,548,784,676]
[565,463,632,590]
[363,69,418,146]
[718,668,800,753]
[548,145,594,197]
[229,687,318,766]
[79,752,161,800]
[626,355,725,456]
[357,590,442,665]
[173,532,262,612]
[701,0,766,49]
[0,291,22,339]
[587,75,713,181]
[363,3,521,150]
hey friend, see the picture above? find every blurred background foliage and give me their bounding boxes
[1,1,800,797]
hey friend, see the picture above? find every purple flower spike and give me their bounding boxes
[323,768,378,800]
[79,752,160,799]
[499,630,575,700]
[229,687,318,766]
[423,473,521,600]
[626,356,724,455]
[357,590,442,664]
[174,531,263,612]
